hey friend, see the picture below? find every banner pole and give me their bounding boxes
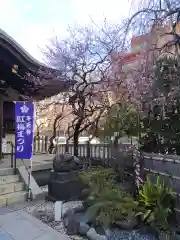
[28,101,35,201]
[27,158,33,201]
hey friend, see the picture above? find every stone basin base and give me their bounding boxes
[48,170,85,201]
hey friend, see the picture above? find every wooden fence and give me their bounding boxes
[57,142,133,158]
[33,136,49,154]
[140,152,180,213]
[57,143,180,219]
[33,137,180,184]
[33,136,180,199]
[33,137,180,222]
[57,142,137,193]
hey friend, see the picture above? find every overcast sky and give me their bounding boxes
[0,0,133,62]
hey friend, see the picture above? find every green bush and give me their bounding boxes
[86,186,138,227]
[79,168,175,231]
[137,176,175,231]
[79,167,115,189]
[79,167,138,227]
[79,167,117,207]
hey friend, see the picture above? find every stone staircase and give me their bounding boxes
[0,168,28,206]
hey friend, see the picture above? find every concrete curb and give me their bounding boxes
[18,166,44,200]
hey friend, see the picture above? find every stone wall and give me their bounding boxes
[140,152,180,222]
[141,152,180,195]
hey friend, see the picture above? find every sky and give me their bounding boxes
[0,0,133,62]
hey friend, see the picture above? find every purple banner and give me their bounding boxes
[15,102,34,159]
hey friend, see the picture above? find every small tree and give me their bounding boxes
[44,22,127,156]
[35,101,52,136]
[99,103,138,144]
[35,93,71,138]
[141,56,180,154]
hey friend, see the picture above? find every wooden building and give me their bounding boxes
[0,28,75,157]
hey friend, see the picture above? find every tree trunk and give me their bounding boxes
[36,129,40,137]
[73,129,79,156]
[73,120,82,157]
[114,136,119,146]
[53,114,62,137]
[35,123,41,137]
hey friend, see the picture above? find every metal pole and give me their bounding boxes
[28,100,34,201]
[14,156,17,174]
[0,96,3,160]
[27,159,33,201]
[10,142,14,168]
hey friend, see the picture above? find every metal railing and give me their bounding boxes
[7,141,15,171]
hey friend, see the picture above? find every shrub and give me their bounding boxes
[86,185,138,227]
[80,168,176,232]
[137,176,175,231]
[79,167,138,227]
[79,167,116,197]
[79,167,115,186]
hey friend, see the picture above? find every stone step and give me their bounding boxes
[0,182,24,195]
[0,168,14,176]
[0,191,28,206]
[0,175,20,185]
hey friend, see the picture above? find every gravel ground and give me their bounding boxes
[107,229,157,240]
[24,197,158,240]
[24,200,86,240]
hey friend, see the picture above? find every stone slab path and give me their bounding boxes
[0,205,70,240]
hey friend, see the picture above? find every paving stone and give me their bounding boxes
[0,227,14,240]
[0,206,14,215]
[35,233,70,240]
[17,209,71,239]
[0,211,45,240]
[8,200,44,211]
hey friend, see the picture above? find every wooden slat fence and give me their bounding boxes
[56,142,133,158]
[33,136,49,154]
[33,136,180,197]
[32,136,180,223]
[33,137,180,195]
